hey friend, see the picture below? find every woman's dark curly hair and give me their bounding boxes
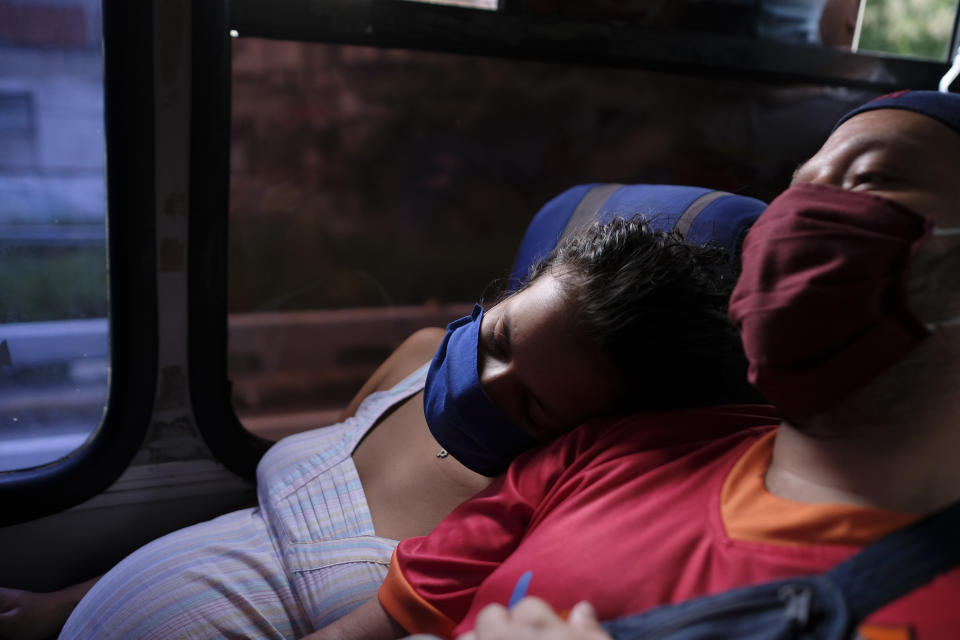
[521,217,762,412]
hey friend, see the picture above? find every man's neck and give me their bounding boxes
[765,407,960,515]
[766,331,960,514]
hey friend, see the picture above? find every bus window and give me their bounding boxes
[225,36,887,441]
[0,0,107,472]
[227,40,513,439]
[404,0,498,8]
[857,0,957,60]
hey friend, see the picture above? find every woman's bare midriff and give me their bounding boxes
[352,391,491,541]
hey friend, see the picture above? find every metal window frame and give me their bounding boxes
[187,0,272,480]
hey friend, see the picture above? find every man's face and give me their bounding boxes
[791,109,960,227]
[772,107,960,427]
[793,107,960,333]
[819,0,859,48]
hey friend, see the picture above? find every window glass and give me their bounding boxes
[857,0,956,59]
[403,0,497,8]
[0,0,107,471]
[502,1,861,48]
[504,0,959,55]
[228,38,864,441]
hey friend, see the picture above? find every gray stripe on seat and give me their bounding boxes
[560,183,624,243]
[674,190,730,240]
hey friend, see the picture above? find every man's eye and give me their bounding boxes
[852,171,891,186]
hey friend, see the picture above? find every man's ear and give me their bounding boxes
[907,236,960,326]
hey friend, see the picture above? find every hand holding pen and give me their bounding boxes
[457,571,610,640]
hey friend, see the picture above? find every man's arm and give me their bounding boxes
[300,596,406,640]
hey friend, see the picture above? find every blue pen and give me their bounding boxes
[508,570,533,608]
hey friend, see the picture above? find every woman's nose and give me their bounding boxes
[479,352,508,394]
[478,355,519,416]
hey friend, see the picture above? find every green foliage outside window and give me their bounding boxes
[0,247,107,323]
[859,0,957,60]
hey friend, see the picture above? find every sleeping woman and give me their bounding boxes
[3,213,760,640]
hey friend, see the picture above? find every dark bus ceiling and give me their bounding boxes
[231,0,954,92]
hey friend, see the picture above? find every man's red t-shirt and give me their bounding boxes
[379,406,959,640]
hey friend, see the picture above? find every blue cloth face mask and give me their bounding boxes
[423,304,537,477]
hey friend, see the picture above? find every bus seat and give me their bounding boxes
[508,183,767,291]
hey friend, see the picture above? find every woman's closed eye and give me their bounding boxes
[492,316,510,358]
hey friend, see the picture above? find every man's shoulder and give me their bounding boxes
[519,404,780,486]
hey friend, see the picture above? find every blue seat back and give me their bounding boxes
[509,183,767,291]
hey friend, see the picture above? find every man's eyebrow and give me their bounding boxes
[789,133,926,186]
[853,132,927,156]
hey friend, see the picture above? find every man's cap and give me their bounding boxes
[833,90,960,137]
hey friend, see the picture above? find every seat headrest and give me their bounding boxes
[509,183,767,291]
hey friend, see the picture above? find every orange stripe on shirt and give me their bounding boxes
[856,623,914,640]
[721,430,918,547]
[379,548,458,640]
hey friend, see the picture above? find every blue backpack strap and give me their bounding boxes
[600,574,850,640]
[824,497,960,622]
[508,183,766,291]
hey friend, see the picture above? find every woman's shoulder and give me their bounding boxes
[339,327,445,420]
[377,328,445,391]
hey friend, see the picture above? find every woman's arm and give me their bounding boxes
[0,330,445,640]
[338,328,445,421]
[300,596,405,640]
[0,576,100,640]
